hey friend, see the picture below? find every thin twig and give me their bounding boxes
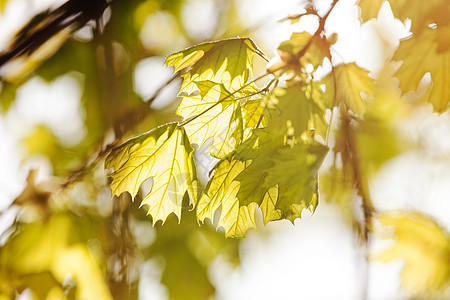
[340,107,374,300]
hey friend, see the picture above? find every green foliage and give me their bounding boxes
[147,208,240,300]
[198,129,327,237]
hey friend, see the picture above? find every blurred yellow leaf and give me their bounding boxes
[394,27,450,113]
[52,245,112,300]
[358,0,448,33]
[0,214,112,300]
[375,211,450,295]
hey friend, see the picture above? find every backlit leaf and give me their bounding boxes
[198,129,327,238]
[105,123,197,224]
[176,81,243,158]
[322,63,374,115]
[197,84,329,237]
[267,85,328,139]
[375,211,450,295]
[358,0,448,33]
[165,37,265,94]
[393,28,450,112]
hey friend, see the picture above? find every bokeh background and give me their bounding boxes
[0,0,449,299]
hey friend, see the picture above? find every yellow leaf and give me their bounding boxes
[375,211,450,295]
[260,185,282,225]
[177,81,242,158]
[322,63,374,115]
[106,123,197,224]
[394,28,450,112]
[52,245,112,300]
[358,0,448,33]
[165,37,265,94]
[357,0,384,22]
[0,214,112,300]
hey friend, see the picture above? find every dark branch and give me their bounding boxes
[0,0,112,71]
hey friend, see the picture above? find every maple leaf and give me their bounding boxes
[375,211,450,294]
[267,85,328,139]
[322,63,374,115]
[177,81,243,158]
[105,123,197,224]
[197,84,329,237]
[393,28,450,112]
[358,0,448,33]
[165,37,265,94]
[197,129,327,238]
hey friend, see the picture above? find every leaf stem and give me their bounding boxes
[255,78,278,128]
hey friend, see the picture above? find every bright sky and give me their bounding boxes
[1,0,449,299]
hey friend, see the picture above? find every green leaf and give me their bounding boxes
[356,92,409,172]
[322,63,374,115]
[147,209,240,300]
[198,129,328,238]
[393,28,450,112]
[197,83,329,237]
[266,85,328,140]
[165,37,264,94]
[105,123,198,224]
[0,81,18,112]
[375,211,450,294]
[177,81,243,158]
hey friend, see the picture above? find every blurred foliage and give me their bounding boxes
[0,0,448,299]
[0,0,248,299]
[375,211,450,297]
